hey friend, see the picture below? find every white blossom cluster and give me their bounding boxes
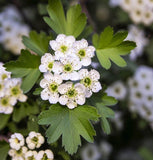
[39,34,102,109]
[109,0,153,25]
[0,62,27,114]
[81,141,112,160]
[0,6,30,55]
[126,25,148,61]
[128,66,153,129]
[8,132,54,160]
[106,81,127,100]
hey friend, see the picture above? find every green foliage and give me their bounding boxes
[44,0,87,38]
[139,147,153,160]
[22,31,52,56]
[0,114,10,130]
[58,151,71,160]
[38,104,99,154]
[27,115,39,132]
[0,141,9,160]
[89,92,117,134]
[92,26,136,69]
[4,50,41,93]
[12,102,39,122]
[33,87,43,95]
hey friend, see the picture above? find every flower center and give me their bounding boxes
[11,86,20,96]
[1,97,9,106]
[60,45,67,53]
[28,156,35,160]
[115,88,120,93]
[32,136,38,143]
[82,77,92,87]
[49,83,58,92]
[135,92,142,98]
[48,62,53,69]
[148,96,153,101]
[16,148,22,155]
[42,153,49,160]
[64,64,73,72]
[2,74,7,80]
[0,84,2,90]
[78,49,86,58]
[67,88,77,98]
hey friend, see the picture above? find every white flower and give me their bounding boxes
[8,146,27,160]
[100,141,112,159]
[50,34,76,60]
[126,25,148,60]
[73,39,95,66]
[0,6,30,55]
[58,82,86,109]
[81,144,100,160]
[0,81,5,97]
[0,62,11,81]
[5,78,27,102]
[0,96,16,114]
[36,149,54,160]
[25,150,37,160]
[9,133,25,150]
[142,9,153,26]
[26,131,45,149]
[120,0,133,12]
[106,81,127,100]
[39,53,63,74]
[40,72,63,104]
[111,111,123,130]
[79,69,102,98]
[128,66,153,125]
[60,56,82,81]
[135,66,153,81]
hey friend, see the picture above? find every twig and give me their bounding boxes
[79,0,97,32]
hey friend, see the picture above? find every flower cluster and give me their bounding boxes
[0,6,30,55]
[8,132,54,160]
[128,66,153,128]
[126,25,148,61]
[81,141,112,160]
[0,62,27,114]
[39,34,102,109]
[106,81,127,100]
[109,0,153,25]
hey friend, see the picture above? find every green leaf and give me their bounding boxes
[92,26,136,69]
[65,4,87,37]
[4,50,41,93]
[139,147,153,160]
[44,0,87,38]
[101,117,111,135]
[27,115,39,132]
[38,104,99,154]
[22,31,52,56]
[12,102,39,122]
[58,151,71,160]
[0,141,9,160]
[89,92,117,134]
[33,87,43,95]
[0,114,10,130]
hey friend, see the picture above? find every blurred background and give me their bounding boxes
[0,0,153,159]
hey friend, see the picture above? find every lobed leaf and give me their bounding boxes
[4,50,41,93]
[38,104,99,154]
[92,26,136,69]
[22,31,52,56]
[89,92,117,134]
[44,0,87,38]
